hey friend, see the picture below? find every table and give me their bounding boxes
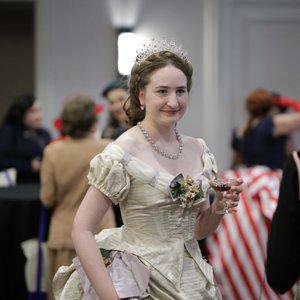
[0,184,42,300]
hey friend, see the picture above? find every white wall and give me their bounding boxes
[132,0,208,144]
[35,0,206,142]
[36,0,118,133]
[35,0,300,171]
[219,0,300,169]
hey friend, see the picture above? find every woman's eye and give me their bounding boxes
[158,89,167,95]
[176,89,186,95]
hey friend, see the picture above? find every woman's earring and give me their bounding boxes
[141,105,145,111]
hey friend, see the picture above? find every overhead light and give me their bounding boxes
[117,32,141,75]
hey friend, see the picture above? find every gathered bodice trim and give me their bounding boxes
[102,138,217,195]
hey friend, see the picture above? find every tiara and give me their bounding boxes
[134,38,189,65]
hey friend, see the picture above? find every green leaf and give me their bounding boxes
[197,189,205,199]
[100,248,110,258]
[171,189,180,198]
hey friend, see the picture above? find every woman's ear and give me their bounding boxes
[138,90,145,107]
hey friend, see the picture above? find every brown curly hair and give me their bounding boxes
[61,94,97,138]
[246,88,273,116]
[244,88,274,133]
[124,51,193,125]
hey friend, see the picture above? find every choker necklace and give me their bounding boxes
[137,122,183,160]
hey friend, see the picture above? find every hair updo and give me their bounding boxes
[246,88,274,117]
[124,51,193,126]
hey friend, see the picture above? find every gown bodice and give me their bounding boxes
[88,139,218,287]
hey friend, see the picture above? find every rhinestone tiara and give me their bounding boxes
[134,38,189,65]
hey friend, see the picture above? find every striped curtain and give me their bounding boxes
[205,166,296,300]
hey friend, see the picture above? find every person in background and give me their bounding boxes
[53,40,243,300]
[231,88,300,170]
[266,150,300,296]
[101,77,130,140]
[203,88,300,299]
[204,165,295,299]
[101,77,131,227]
[40,94,116,300]
[51,103,105,143]
[0,93,51,183]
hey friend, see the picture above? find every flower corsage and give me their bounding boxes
[169,174,205,208]
[100,248,113,267]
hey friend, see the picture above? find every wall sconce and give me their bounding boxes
[117,29,140,75]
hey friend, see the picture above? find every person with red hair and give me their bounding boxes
[231,88,300,169]
[204,88,300,299]
[206,88,300,299]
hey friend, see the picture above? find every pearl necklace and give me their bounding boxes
[137,122,183,160]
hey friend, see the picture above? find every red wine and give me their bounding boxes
[209,181,231,192]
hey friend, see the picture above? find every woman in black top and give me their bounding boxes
[0,93,51,183]
[231,88,300,170]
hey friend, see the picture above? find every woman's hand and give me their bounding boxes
[214,178,243,214]
[31,157,42,173]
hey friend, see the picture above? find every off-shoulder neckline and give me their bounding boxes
[104,141,209,179]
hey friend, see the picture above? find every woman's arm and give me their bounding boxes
[194,179,243,240]
[194,195,223,240]
[40,147,57,207]
[273,112,300,136]
[72,186,119,300]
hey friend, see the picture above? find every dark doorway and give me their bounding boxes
[0,2,35,123]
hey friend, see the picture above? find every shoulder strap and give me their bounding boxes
[292,151,300,200]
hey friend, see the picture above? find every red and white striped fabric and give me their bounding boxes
[205,166,296,300]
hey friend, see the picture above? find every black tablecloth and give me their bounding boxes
[0,184,42,300]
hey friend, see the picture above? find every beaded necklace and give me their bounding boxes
[137,121,183,160]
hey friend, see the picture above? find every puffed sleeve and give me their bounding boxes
[87,153,130,205]
[199,138,218,180]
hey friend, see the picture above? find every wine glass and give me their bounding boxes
[209,179,238,214]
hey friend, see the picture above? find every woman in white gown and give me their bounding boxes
[53,40,243,300]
